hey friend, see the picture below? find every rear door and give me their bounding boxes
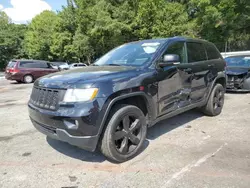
[18,61,36,79]
[186,42,209,102]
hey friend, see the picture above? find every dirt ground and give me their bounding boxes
[0,79,250,188]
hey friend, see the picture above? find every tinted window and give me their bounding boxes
[205,43,221,60]
[19,61,49,68]
[163,42,186,63]
[19,61,34,68]
[187,42,207,63]
[37,62,49,68]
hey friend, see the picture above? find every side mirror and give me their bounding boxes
[159,54,180,67]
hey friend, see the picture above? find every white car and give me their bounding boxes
[69,63,87,69]
[51,62,69,70]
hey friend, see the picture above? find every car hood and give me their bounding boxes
[226,66,250,76]
[35,66,138,89]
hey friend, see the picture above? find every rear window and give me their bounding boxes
[187,42,207,63]
[205,43,221,60]
[7,61,17,68]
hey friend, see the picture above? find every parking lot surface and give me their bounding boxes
[0,79,250,188]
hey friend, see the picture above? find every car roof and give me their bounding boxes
[129,36,212,45]
[12,59,48,63]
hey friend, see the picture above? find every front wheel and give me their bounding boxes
[201,83,225,116]
[100,105,147,163]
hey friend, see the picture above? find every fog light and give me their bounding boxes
[63,120,79,130]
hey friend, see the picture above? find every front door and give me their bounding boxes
[157,41,193,116]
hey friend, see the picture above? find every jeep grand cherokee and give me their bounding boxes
[28,37,226,162]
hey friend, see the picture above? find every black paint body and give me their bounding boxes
[28,37,226,151]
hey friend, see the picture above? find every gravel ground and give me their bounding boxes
[0,79,250,188]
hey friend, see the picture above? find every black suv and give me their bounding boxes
[28,37,226,162]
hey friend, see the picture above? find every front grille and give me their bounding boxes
[227,75,245,89]
[30,87,65,110]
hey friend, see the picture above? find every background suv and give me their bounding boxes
[5,60,58,83]
[28,37,226,162]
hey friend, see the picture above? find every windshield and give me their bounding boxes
[94,41,164,67]
[225,56,250,67]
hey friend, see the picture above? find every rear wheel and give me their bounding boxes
[100,105,147,162]
[201,83,225,116]
[23,75,33,84]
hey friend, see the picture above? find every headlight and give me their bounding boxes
[63,88,99,102]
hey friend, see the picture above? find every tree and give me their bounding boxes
[0,11,27,69]
[24,11,58,60]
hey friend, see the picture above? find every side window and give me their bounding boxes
[163,42,186,63]
[187,42,207,63]
[205,43,221,60]
[36,62,49,68]
[19,61,35,68]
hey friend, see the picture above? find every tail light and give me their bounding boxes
[9,68,19,74]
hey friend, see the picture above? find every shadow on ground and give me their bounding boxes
[47,109,203,163]
[147,109,203,140]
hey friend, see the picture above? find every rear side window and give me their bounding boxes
[19,61,35,68]
[187,42,207,63]
[205,43,221,60]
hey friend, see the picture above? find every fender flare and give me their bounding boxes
[97,92,155,137]
[206,72,226,102]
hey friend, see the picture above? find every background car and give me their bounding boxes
[69,63,87,69]
[5,60,58,83]
[50,62,69,70]
[223,53,250,91]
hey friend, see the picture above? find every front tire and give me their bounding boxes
[201,83,225,116]
[100,105,147,163]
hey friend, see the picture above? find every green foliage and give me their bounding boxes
[0,11,27,69]
[0,0,250,68]
[24,11,58,60]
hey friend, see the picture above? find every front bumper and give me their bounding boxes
[226,75,250,92]
[28,99,106,151]
[31,118,98,151]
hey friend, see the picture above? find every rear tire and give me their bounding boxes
[23,75,33,84]
[201,83,225,116]
[100,105,147,163]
